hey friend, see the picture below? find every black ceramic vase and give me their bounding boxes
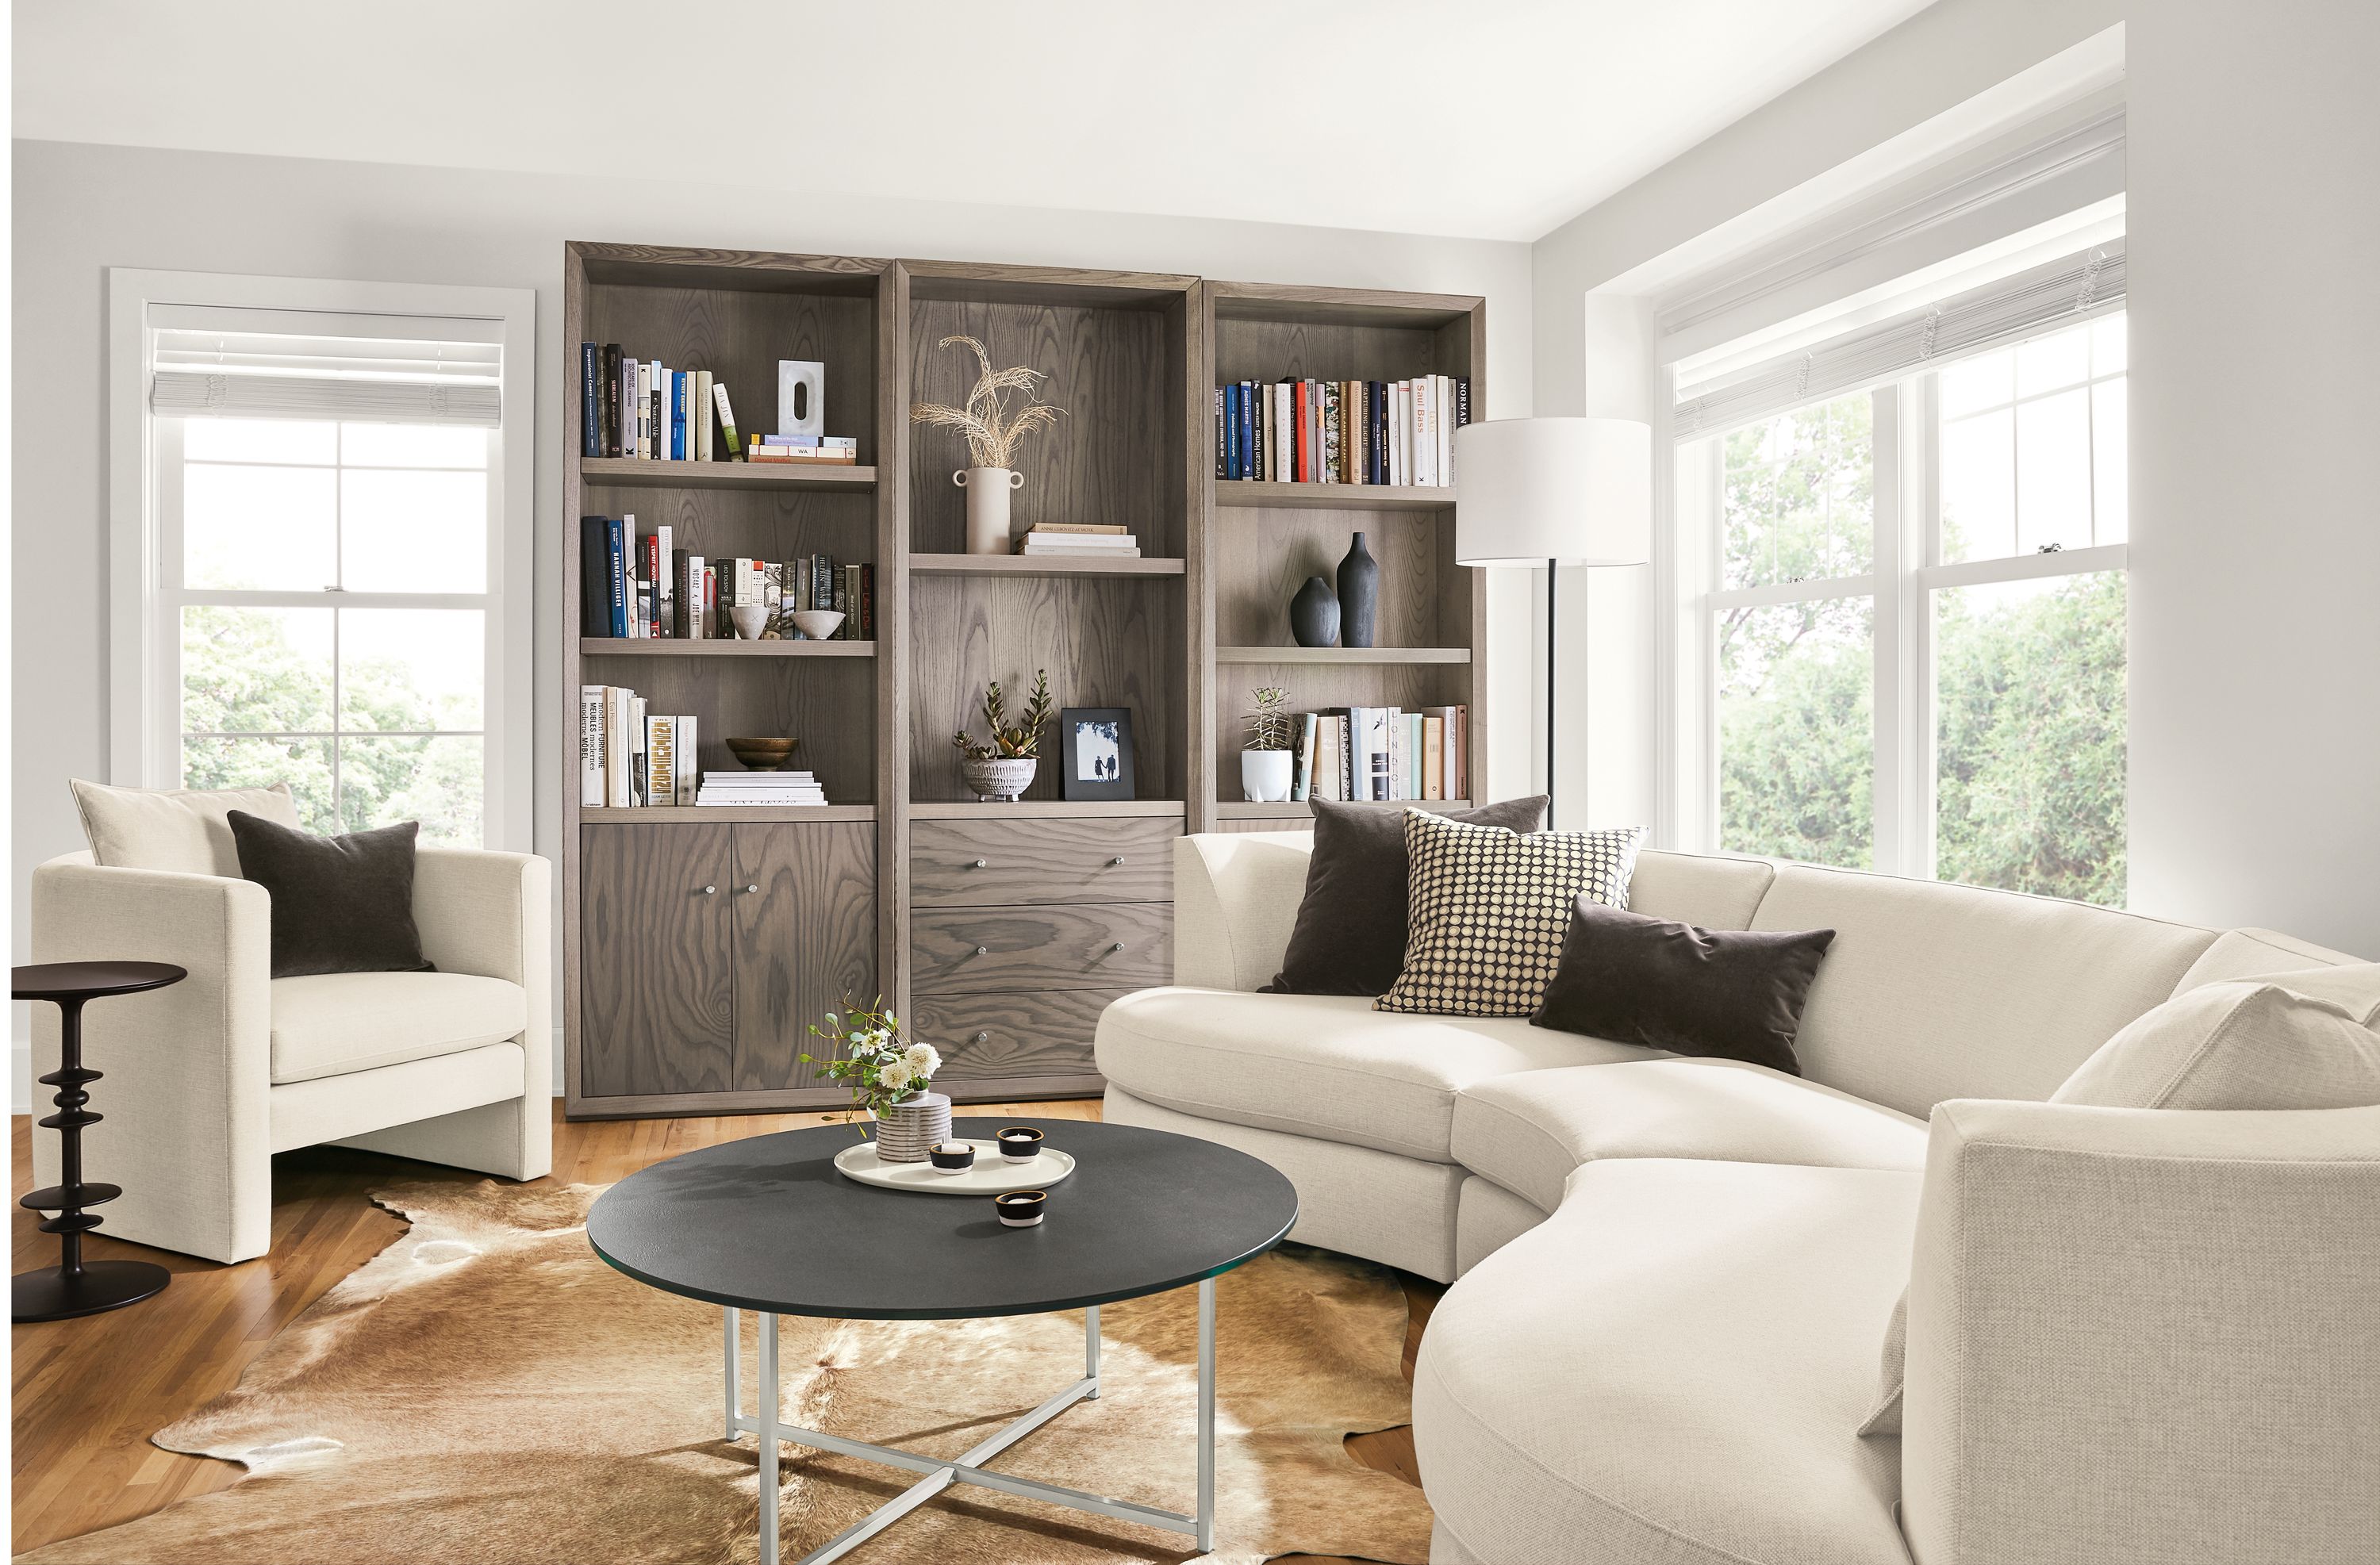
[1336,533,1380,648]
[1290,576,1341,647]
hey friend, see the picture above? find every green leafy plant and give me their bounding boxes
[1244,686,1293,751]
[951,669,1056,761]
[909,335,1066,469]
[800,996,941,1129]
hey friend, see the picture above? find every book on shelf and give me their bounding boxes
[580,685,697,807]
[1278,702,1467,804]
[582,522,873,639]
[696,769,831,807]
[748,434,858,465]
[1015,524,1140,558]
[1215,374,1468,487]
[579,343,770,463]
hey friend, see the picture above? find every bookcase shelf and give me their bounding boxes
[579,638,876,658]
[1217,646,1470,665]
[909,553,1186,578]
[564,244,1478,1122]
[1216,481,1457,512]
[581,457,877,492]
[1215,799,1474,819]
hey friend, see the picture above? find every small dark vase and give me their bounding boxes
[1289,576,1341,647]
[1336,532,1380,649]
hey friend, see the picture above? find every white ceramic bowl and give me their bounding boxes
[791,609,846,641]
[729,603,771,639]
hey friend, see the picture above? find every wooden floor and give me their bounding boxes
[11,1101,1439,1559]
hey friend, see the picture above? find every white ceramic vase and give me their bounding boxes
[872,1091,952,1163]
[956,466,1025,554]
[1242,749,1293,803]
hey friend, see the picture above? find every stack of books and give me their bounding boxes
[1278,704,1468,803]
[580,343,743,462]
[581,517,874,640]
[696,770,830,808]
[578,685,696,807]
[1014,524,1141,558]
[748,435,858,466]
[1215,374,1471,486]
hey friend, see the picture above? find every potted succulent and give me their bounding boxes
[1242,685,1296,802]
[910,335,1067,554]
[801,997,947,1161]
[953,669,1055,802]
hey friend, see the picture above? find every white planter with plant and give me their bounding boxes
[954,669,1056,802]
[801,998,948,1162]
[1242,685,1295,802]
[911,336,1067,555]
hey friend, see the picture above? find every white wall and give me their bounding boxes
[2125,1,2380,957]
[10,139,1535,1097]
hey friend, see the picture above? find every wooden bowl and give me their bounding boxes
[724,737,800,771]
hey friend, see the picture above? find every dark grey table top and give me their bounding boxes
[585,1118,1299,1319]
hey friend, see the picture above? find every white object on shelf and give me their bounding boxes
[777,359,824,437]
[831,1138,1076,1195]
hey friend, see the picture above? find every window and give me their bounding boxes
[109,273,535,851]
[1683,311,2129,904]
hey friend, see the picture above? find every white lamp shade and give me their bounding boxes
[1453,416,1652,566]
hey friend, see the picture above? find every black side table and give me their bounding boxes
[13,961,186,1323]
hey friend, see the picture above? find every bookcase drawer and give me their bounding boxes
[910,816,1180,907]
[908,988,1130,1090]
[909,902,1172,993]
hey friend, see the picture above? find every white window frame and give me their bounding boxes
[107,270,536,852]
[1672,339,2128,880]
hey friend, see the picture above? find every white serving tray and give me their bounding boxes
[831,1138,1075,1195]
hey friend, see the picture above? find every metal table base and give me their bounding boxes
[725,1279,1216,1565]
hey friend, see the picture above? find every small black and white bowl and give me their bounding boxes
[993,1190,1047,1227]
[996,1126,1044,1163]
[929,1141,976,1176]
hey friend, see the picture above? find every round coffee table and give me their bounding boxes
[587,1116,1297,1565]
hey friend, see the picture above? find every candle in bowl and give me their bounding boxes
[929,1141,976,1175]
[993,1190,1046,1227]
[996,1126,1044,1162]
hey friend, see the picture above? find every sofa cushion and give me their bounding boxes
[2171,928,2367,992]
[1453,1059,1927,1210]
[269,970,528,1084]
[70,778,300,878]
[1265,794,1547,996]
[2054,980,2380,1111]
[1415,1159,1918,1565]
[1626,848,1775,930]
[231,811,434,978]
[1752,862,2219,1115]
[1378,812,1644,1018]
[1094,988,1660,1163]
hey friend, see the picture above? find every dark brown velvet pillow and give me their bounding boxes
[1265,795,1549,996]
[228,811,434,979]
[1529,896,1833,1075]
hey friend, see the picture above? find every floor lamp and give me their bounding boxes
[1451,417,1652,826]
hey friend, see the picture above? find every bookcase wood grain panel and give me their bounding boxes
[910,815,1178,907]
[570,481,876,570]
[578,823,737,1099]
[579,654,877,806]
[1215,507,1455,648]
[730,822,877,1093]
[907,987,1129,1093]
[908,902,1173,993]
[907,573,1183,804]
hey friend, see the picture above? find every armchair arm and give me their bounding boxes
[29,853,274,1261]
[1901,1098,2380,1565]
[1173,831,1313,992]
[410,846,551,1092]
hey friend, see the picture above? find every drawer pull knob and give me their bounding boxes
[743,884,759,894]
[971,858,988,869]
[1109,942,1126,953]
[1109,856,1126,866]
[701,885,716,896]
[973,1031,991,1045]
[973,946,989,957]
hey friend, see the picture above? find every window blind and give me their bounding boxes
[1672,241,2125,439]
[151,328,501,426]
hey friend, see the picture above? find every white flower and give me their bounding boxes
[904,1043,941,1079]
[877,1059,915,1093]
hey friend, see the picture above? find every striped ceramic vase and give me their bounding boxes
[872,1091,952,1163]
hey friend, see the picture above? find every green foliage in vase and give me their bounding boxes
[801,996,942,1128]
[1244,686,1292,751]
[951,669,1055,761]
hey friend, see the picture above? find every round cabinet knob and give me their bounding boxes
[1109,942,1126,953]
[701,885,716,896]
[972,1031,991,1045]
[1108,856,1126,866]
[973,946,989,957]
[971,859,988,869]
[744,884,759,894]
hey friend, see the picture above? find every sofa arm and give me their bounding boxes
[411,846,551,1089]
[1901,1098,2380,1565]
[1173,831,1313,992]
[29,853,275,1261]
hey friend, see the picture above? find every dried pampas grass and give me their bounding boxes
[911,335,1066,469]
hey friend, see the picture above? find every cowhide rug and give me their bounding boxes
[22,1180,1433,1564]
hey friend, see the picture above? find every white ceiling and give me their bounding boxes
[13,0,1933,242]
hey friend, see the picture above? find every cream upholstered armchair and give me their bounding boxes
[29,844,551,1264]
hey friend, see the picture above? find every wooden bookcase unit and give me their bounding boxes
[562,245,1484,1117]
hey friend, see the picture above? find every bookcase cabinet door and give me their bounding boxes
[730,822,878,1093]
[578,823,737,1099]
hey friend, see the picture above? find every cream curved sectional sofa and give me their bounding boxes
[1095,831,2380,1565]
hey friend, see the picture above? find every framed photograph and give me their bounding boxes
[1059,708,1136,802]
